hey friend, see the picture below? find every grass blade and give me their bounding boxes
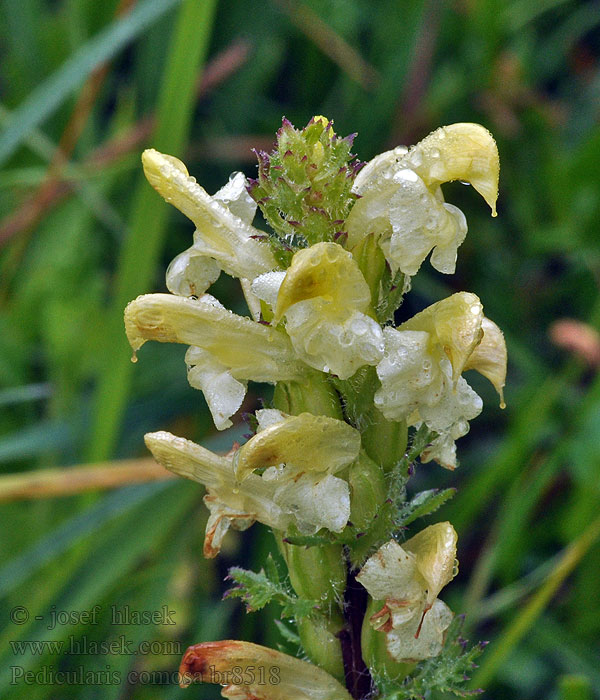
[0,0,183,167]
[471,514,600,688]
[0,482,169,597]
[87,0,218,461]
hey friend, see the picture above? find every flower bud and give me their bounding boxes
[248,116,360,248]
[179,640,352,699]
[348,451,387,531]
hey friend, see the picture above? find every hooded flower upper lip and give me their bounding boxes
[356,523,458,662]
[144,430,288,557]
[264,242,384,379]
[142,149,276,288]
[124,291,306,429]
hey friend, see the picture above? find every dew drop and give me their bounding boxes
[410,152,423,167]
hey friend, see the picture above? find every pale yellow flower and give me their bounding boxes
[144,411,360,555]
[374,292,506,468]
[346,123,499,278]
[235,410,361,534]
[357,523,458,662]
[124,292,305,429]
[144,431,287,557]
[262,242,384,379]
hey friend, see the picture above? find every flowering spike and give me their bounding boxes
[127,119,506,698]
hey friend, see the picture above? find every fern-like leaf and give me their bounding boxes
[225,556,319,619]
[377,616,487,699]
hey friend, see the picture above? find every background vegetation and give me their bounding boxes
[1,0,600,698]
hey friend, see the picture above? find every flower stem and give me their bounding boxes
[339,563,372,700]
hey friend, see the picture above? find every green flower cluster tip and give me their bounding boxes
[248,116,361,260]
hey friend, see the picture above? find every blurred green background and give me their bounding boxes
[1,0,600,698]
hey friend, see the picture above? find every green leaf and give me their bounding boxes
[397,488,458,527]
[377,616,487,699]
[225,564,319,619]
[86,0,218,461]
[558,675,594,700]
[0,481,196,686]
[274,619,301,646]
[0,420,74,463]
[264,552,281,584]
